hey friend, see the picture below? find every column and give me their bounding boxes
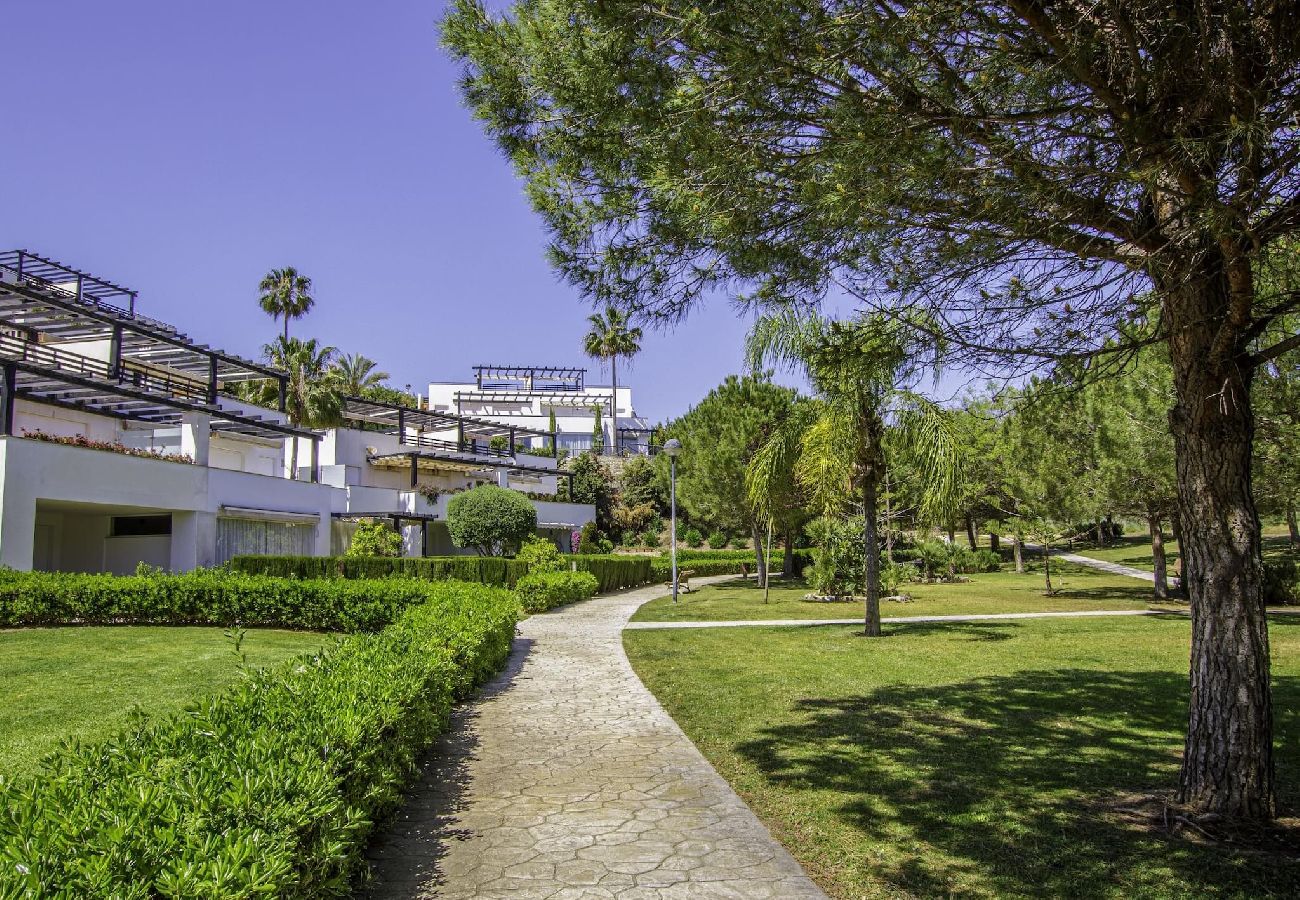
[179,411,211,467]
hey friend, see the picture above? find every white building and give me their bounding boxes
[0,250,594,573]
[426,365,653,456]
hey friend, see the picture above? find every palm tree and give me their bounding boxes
[328,353,390,396]
[264,336,343,479]
[583,307,643,455]
[258,267,315,341]
[747,310,962,636]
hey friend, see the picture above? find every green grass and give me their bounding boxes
[1073,525,1294,572]
[631,562,1159,623]
[625,616,1300,899]
[0,626,328,776]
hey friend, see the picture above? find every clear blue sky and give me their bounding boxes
[4,2,980,421]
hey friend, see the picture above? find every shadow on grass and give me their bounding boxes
[738,669,1300,898]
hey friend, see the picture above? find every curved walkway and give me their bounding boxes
[365,576,827,899]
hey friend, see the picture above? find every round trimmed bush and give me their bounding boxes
[447,485,538,556]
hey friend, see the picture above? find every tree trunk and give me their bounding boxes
[946,523,955,544]
[1013,531,1024,573]
[1043,537,1053,594]
[289,434,299,480]
[750,520,768,587]
[964,515,978,549]
[1170,511,1185,594]
[609,355,618,456]
[1288,502,1299,548]
[1148,504,1168,602]
[989,532,1000,553]
[883,472,894,564]
[283,314,289,343]
[1095,520,1105,547]
[863,471,881,637]
[1162,255,1273,820]
[783,531,794,578]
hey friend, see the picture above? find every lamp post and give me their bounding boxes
[662,438,682,603]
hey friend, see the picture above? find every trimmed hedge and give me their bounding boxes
[0,580,517,897]
[568,554,653,592]
[0,570,446,631]
[515,571,599,613]
[650,549,814,580]
[227,555,529,587]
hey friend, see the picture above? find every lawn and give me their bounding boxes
[631,561,1160,623]
[625,616,1300,899]
[1073,524,1294,572]
[0,626,328,776]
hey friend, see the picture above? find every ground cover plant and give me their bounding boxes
[631,563,1158,623]
[0,626,326,777]
[624,617,1300,898]
[0,579,516,897]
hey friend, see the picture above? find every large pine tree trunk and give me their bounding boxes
[1013,531,1024,573]
[863,472,881,637]
[1148,503,1168,601]
[1288,502,1298,548]
[964,515,978,549]
[1163,256,1273,820]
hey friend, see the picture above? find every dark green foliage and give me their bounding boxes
[805,517,867,597]
[0,581,516,897]
[447,484,538,556]
[567,452,617,533]
[1263,558,1298,606]
[0,569,474,631]
[706,531,728,550]
[683,527,703,548]
[346,520,404,558]
[568,555,653,592]
[515,571,599,613]
[648,549,812,580]
[226,555,529,587]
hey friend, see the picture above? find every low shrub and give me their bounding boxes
[959,548,1003,574]
[515,570,599,613]
[0,580,517,897]
[515,537,565,573]
[1264,558,1298,605]
[346,520,404,558]
[446,484,537,556]
[706,531,728,550]
[0,569,451,631]
[649,549,814,580]
[639,530,659,548]
[227,555,529,587]
[683,527,704,548]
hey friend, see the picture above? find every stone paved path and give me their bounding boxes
[364,576,827,899]
[1049,550,1156,581]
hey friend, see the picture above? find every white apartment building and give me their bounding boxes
[426,365,653,456]
[0,250,594,574]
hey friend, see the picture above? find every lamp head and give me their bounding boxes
[662,438,682,458]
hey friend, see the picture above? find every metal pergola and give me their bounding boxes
[0,251,288,396]
[473,364,585,392]
[341,395,555,449]
[368,449,574,490]
[454,390,611,413]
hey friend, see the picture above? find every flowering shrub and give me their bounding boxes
[19,429,194,465]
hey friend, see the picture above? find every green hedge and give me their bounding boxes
[0,570,446,631]
[649,549,814,580]
[568,555,654,592]
[515,571,599,613]
[0,580,517,897]
[227,555,530,587]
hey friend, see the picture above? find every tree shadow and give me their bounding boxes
[737,668,1300,898]
[360,636,536,897]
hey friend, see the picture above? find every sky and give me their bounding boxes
[2,0,845,425]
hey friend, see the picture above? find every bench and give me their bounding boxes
[674,568,696,594]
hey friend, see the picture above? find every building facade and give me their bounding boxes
[426,365,653,456]
[0,251,594,574]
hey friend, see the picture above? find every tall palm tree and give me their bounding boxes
[583,307,643,455]
[258,267,315,341]
[747,310,962,636]
[328,353,390,397]
[264,336,343,479]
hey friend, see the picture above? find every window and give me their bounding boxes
[111,515,173,537]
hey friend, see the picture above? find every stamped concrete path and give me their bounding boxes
[364,576,827,899]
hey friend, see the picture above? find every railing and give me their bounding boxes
[404,433,514,459]
[0,331,211,405]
